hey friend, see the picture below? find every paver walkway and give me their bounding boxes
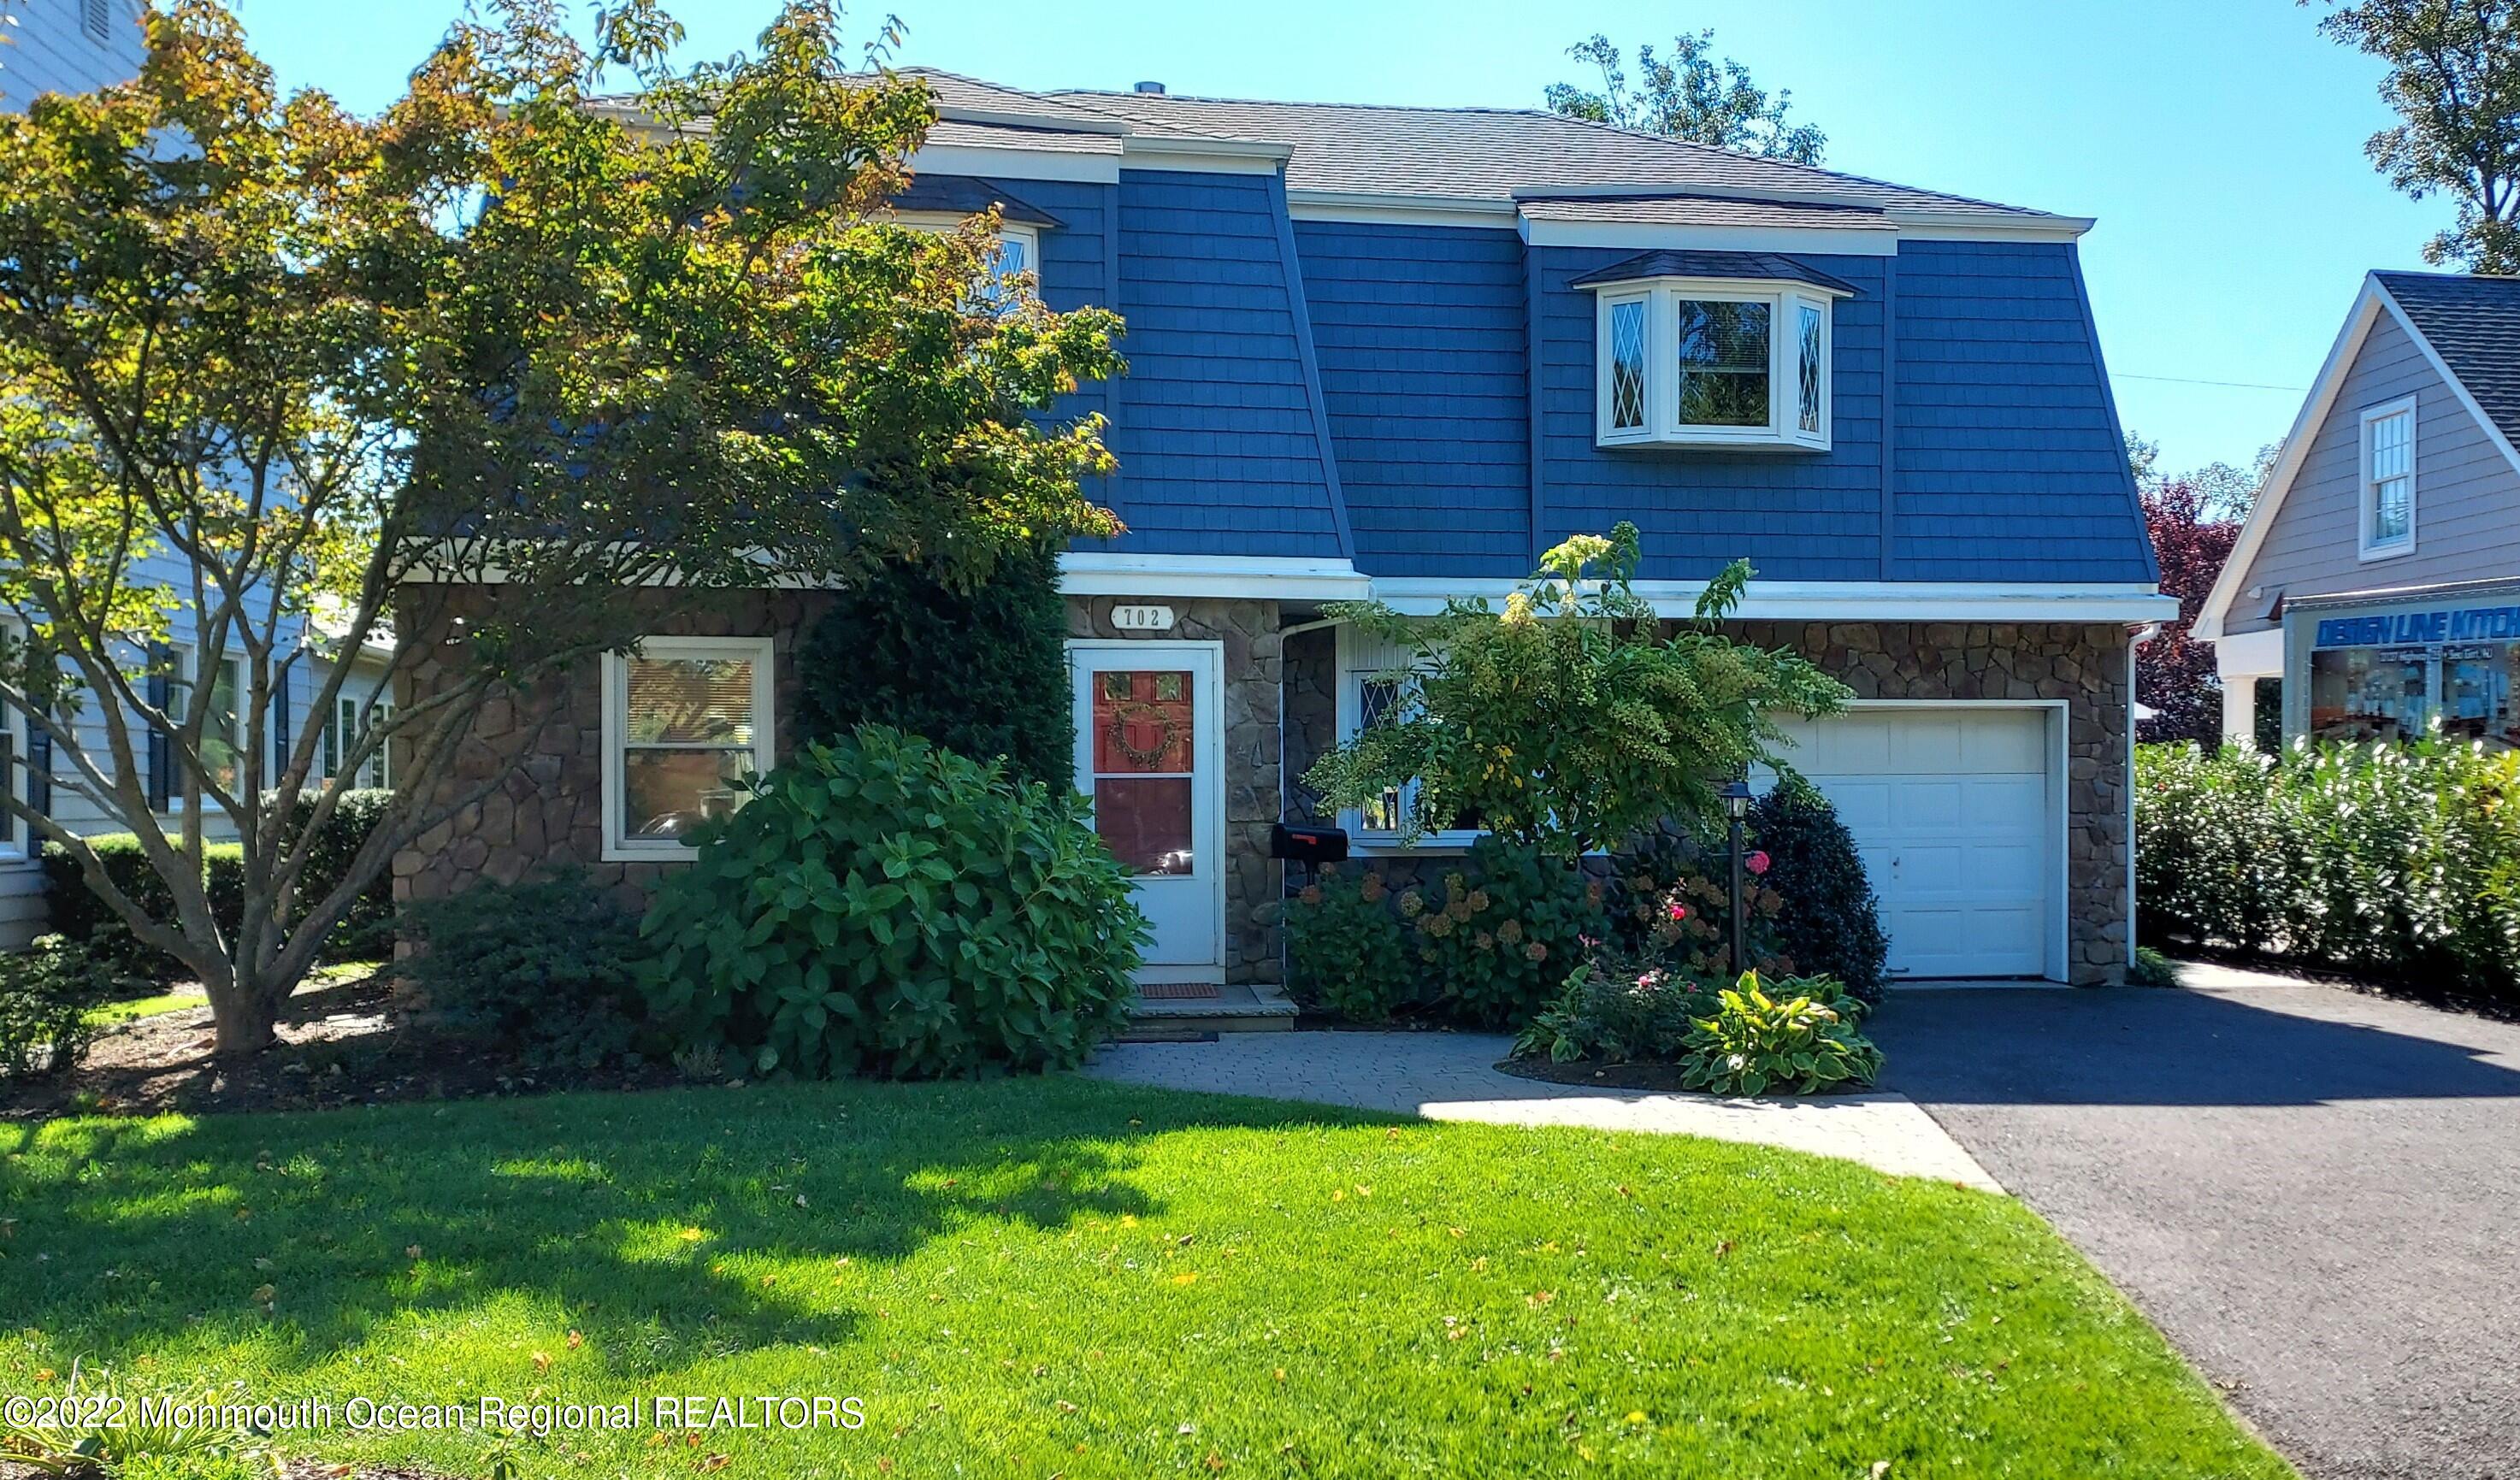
[1085,1027,1999,1189]
[1876,963,2520,1480]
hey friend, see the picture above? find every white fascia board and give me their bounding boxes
[907,144,1119,184]
[2195,278,2385,641]
[1881,209,2093,241]
[1286,191,1520,230]
[1118,135,1290,174]
[1370,577,2177,622]
[1057,551,1372,600]
[2211,626,2286,679]
[1519,217,1899,256]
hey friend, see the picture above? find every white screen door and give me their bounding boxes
[1070,642,1224,974]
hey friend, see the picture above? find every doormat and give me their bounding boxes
[1136,982,1224,1000]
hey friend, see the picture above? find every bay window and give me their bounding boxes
[1590,269,1843,451]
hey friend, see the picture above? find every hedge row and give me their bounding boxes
[2134,740,2520,1000]
[42,789,398,976]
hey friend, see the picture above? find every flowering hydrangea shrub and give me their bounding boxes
[1285,866,1415,1023]
[1602,835,1788,980]
[1401,837,1602,1028]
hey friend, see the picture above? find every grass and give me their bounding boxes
[83,989,203,1027]
[0,1076,2294,1479]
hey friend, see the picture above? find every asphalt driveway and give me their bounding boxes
[1874,962,2520,1480]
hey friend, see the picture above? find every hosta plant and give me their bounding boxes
[638,727,1146,1080]
[1678,971,1882,1096]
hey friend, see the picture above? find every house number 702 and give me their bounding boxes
[1111,604,1177,632]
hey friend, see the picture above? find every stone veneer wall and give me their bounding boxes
[392,587,835,916]
[1282,623,1338,824]
[1067,596,1284,988]
[1272,616,2133,986]
[1733,620,2133,986]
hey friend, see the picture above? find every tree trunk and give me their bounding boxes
[204,975,283,1058]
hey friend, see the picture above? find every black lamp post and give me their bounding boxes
[1722,778,1754,978]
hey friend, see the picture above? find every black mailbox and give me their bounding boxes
[1270,823,1349,864]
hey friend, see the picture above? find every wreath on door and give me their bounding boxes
[1104,699,1181,770]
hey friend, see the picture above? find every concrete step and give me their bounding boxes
[1126,981,1299,1035]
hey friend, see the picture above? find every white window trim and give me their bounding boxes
[599,634,777,864]
[1590,274,1838,451]
[894,211,1040,302]
[2358,396,2417,562]
[156,641,246,816]
[1333,625,1483,854]
[0,616,28,862]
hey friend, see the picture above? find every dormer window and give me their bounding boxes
[1578,251,1850,452]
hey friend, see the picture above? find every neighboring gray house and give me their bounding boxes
[0,2,354,946]
[2,0,146,107]
[2198,272,2520,751]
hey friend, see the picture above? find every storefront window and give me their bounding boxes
[2442,644,2520,747]
[2309,646,2432,742]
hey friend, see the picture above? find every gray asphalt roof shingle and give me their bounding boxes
[1042,88,2052,218]
[1567,250,1860,296]
[2376,271,2520,451]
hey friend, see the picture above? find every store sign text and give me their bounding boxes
[2315,604,2520,649]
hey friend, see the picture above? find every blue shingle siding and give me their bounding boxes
[1889,241,2151,582]
[1013,178,1122,505]
[1532,247,1891,584]
[1292,221,1531,577]
[1081,169,1345,558]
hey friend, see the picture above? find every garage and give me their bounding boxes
[1769,705,2062,981]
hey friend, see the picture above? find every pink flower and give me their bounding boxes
[1667,901,1689,923]
[1744,850,1772,876]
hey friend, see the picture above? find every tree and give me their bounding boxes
[2138,477,2245,746]
[1544,30,1826,164]
[2127,432,2280,523]
[2309,0,2520,271]
[1306,524,1850,858]
[0,0,1124,1054]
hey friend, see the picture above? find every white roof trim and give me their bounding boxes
[1519,217,1900,256]
[1371,577,2175,622]
[2197,274,2520,641]
[1059,551,1372,600]
[908,143,1118,184]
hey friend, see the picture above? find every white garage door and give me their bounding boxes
[1770,707,2056,980]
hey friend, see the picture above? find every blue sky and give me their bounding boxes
[232,0,2449,477]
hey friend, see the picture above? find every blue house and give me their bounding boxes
[398,72,2171,993]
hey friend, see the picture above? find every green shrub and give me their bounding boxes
[1513,952,1716,1064]
[2134,739,2520,998]
[41,837,243,980]
[1749,776,1890,1002]
[638,727,1145,1079]
[42,788,397,978]
[1400,836,1602,1029]
[1602,834,1785,980]
[1285,865,1414,1022]
[794,543,1074,789]
[401,869,648,1069]
[2128,946,2179,987]
[0,935,126,1079]
[1678,971,1882,1096]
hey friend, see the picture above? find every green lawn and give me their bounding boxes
[0,1077,2293,1479]
[83,989,204,1027]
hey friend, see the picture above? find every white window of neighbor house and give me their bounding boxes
[2360,398,2416,558]
[325,693,397,790]
[600,636,776,860]
[162,646,247,802]
[1593,276,1835,451]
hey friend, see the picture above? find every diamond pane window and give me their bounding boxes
[1797,302,1825,435]
[1608,299,1647,430]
